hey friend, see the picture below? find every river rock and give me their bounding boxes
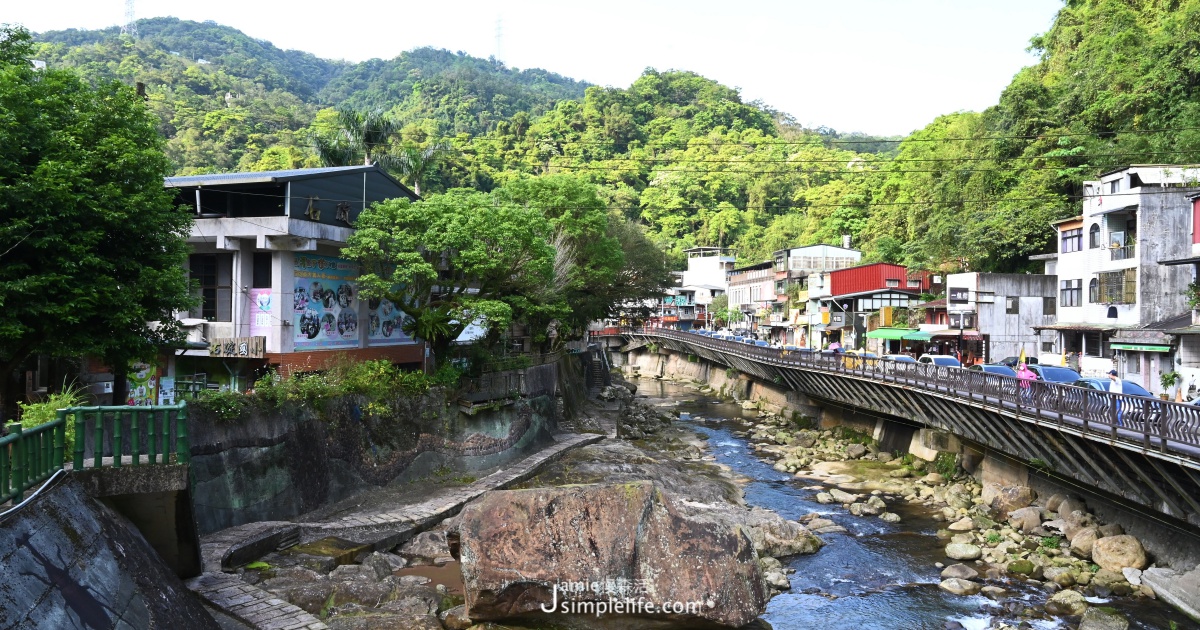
[845,443,868,459]
[1045,493,1068,512]
[764,570,791,590]
[989,485,1036,518]
[1044,589,1088,616]
[945,543,982,561]
[1078,606,1130,630]
[830,488,860,503]
[920,473,945,485]
[738,507,824,557]
[939,578,981,596]
[947,517,975,532]
[1007,559,1035,575]
[1092,535,1147,572]
[1058,497,1087,520]
[1098,523,1124,538]
[879,512,901,523]
[980,585,1008,599]
[876,451,894,463]
[1070,528,1099,559]
[458,481,767,627]
[816,492,835,504]
[941,563,979,580]
[1043,566,1075,587]
[398,531,453,566]
[439,605,472,630]
[1122,567,1142,586]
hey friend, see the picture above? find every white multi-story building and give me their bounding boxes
[769,245,861,345]
[1040,165,1200,385]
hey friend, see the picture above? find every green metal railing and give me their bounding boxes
[70,403,190,471]
[1,403,189,506]
[1,418,66,505]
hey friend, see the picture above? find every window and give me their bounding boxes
[1089,278,1099,303]
[1126,355,1141,375]
[1043,296,1056,316]
[1109,179,1120,194]
[908,279,921,287]
[1089,224,1101,248]
[1042,341,1055,352]
[885,279,900,288]
[252,252,272,288]
[1096,270,1136,304]
[1061,228,1083,253]
[1084,331,1107,358]
[188,254,232,321]
[1060,279,1082,307]
[1006,297,1019,314]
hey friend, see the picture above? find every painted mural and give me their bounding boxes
[293,254,359,350]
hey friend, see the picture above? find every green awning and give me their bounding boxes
[903,331,933,341]
[866,328,917,340]
[1110,343,1172,353]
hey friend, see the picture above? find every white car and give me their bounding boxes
[917,354,962,367]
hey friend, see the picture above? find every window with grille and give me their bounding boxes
[1095,270,1136,304]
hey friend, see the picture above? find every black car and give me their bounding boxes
[1027,365,1081,383]
[998,356,1039,367]
[968,364,1017,377]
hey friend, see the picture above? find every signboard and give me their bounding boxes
[126,362,157,406]
[949,288,969,304]
[1110,343,1172,353]
[293,254,359,349]
[158,377,176,405]
[210,336,266,358]
[248,288,273,337]
[366,297,415,345]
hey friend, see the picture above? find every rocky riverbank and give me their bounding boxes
[727,399,1167,629]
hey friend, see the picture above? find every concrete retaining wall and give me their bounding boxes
[187,355,589,535]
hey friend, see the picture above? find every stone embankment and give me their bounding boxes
[740,407,1161,629]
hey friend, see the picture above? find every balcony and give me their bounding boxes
[1110,244,1136,261]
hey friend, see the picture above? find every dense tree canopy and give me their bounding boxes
[0,26,194,415]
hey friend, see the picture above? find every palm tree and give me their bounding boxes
[394,141,452,196]
[311,107,401,169]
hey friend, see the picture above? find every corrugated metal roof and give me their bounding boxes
[166,165,384,188]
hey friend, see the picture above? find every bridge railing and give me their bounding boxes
[636,329,1200,458]
[69,403,190,470]
[1,418,66,505]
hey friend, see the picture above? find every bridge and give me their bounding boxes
[624,328,1200,527]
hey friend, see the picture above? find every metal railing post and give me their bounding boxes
[53,411,65,469]
[7,423,23,503]
[130,409,140,467]
[92,410,104,469]
[73,410,85,470]
[112,411,123,469]
[175,404,190,464]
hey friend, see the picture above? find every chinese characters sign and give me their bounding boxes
[248,288,273,337]
[210,336,266,359]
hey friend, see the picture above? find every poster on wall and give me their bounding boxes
[127,362,158,406]
[248,288,273,337]
[366,296,416,346]
[293,254,360,350]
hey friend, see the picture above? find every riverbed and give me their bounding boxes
[634,378,1196,630]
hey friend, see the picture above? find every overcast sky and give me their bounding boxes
[10,1,1064,136]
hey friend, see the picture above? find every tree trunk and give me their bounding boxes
[111,364,128,407]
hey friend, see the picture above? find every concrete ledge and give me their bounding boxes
[1143,568,1200,622]
[188,572,328,630]
[71,463,190,497]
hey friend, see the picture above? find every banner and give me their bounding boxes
[293,254,360,350]
[127,362,158,406]
[366,296,415,346]
[248,288,273,337]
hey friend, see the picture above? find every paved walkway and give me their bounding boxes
[190,432,604,629]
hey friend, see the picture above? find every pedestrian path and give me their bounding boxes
[189,432,604,629]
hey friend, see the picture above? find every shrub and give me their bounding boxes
[934,452,957,478]
[17,386,86,462]
[192,389,251,423]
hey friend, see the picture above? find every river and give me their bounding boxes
[634,378,1197,630]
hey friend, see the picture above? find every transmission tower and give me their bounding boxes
[121,0,138,38]
[494,16,503,62]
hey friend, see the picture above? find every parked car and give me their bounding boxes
[1072,378,1153,398]
[882,354,916,363]
[968,364,1017,377]
[998,356,1040,367]
[753,339,770,347]
[1027,365,1081,384]
[918,354,962,367]
[843,350,879,368]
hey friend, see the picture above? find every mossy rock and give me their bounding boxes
[1008,559,1035,575]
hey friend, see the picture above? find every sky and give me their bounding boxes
[9,1,1065,137]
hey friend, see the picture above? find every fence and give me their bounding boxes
[637,329,1200,460]
[1,403,189,507]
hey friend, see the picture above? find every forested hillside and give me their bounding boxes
[32,1,1200,273]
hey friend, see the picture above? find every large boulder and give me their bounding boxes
[398,531,454,566]
[1079,606,1130,630]
[1007,506,1043,534]
[938,578,981,596]
[985,484,1036,518]
[1045,589,1088,616]
[1092,535,1148,572]
[945,543,982,561]
[459,482,767,628]
[1069,528,1100,560]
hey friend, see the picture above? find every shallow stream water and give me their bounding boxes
[634,378,1196,630]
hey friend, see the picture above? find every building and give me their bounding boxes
[1037,165,1200,385]
[944,273,1057,364]
[154,166,421,399]
[768,245,861,345]
[681,247,736,290]
[819,263,931,350]
[726,261,775,334]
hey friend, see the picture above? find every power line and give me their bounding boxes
[540,150,1200,166]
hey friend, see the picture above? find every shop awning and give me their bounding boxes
[903,331,933,341]
[1110,343,1172,353]
[931,329,983,340]
[865,328,917,340]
